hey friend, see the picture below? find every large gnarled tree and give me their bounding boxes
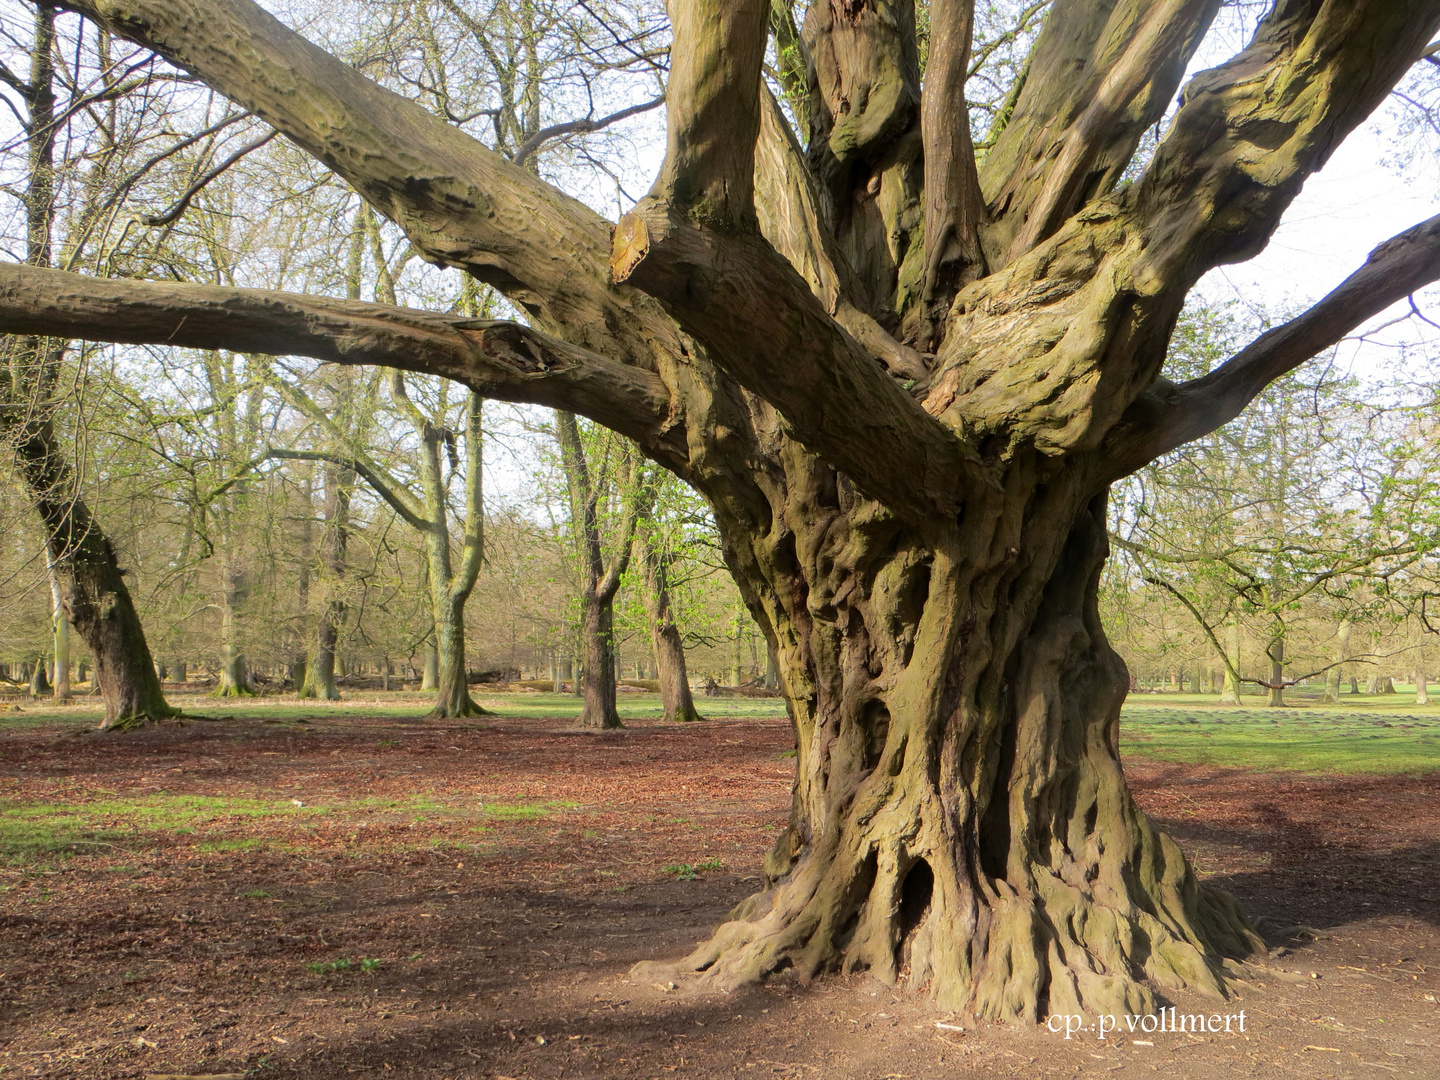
[5,0,1440,1022]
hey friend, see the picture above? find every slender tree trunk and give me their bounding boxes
[1323,620,1351,704]
[421,640,439,690]
[214,546,254,696]
[1219,619,1242,704]
[636,529,702,723]
[299,465,348,700]
[1267,633,1285,707]
[48,562,69,701]
[1416,644,1428,706]
[554,410,646,729]
[730,609,745,687]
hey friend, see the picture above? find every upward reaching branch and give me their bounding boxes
[612,0,978,521]
[650,0,768,228]
[979,0,1220,261]
[920,0,986,330]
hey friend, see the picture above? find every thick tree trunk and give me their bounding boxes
[299,615,340,700]
[430,593,484,718]
[576,589,622,729]
[653,617,702,723]
[18,0,1438,1029]
[7,408,175,728]
[636,474,1259,1022]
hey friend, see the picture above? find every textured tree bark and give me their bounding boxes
[632,444,1258,1019]
[577,592,622,729]
[432,592,478,718]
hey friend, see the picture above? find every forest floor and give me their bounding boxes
[1,690,1439,1080]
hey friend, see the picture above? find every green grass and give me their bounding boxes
[305,956,381,975]
[196,837,263,852]
[0,689,790,732]
[0,791,571,865]
[1120,696,1440,775]
[662,857,724,880]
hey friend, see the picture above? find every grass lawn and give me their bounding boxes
[1119,689,1440,774]
[0,688,792,731]
[5,684,1438,780]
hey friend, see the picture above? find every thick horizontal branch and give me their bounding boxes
[59,0,684,371]
[1103,212,1440,477]
[0,263,687,468]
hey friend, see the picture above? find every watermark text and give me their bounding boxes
[1046,1008,1246,1039]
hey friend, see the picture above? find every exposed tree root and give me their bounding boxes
[633,804,1259,1023]
[102,706,185,732]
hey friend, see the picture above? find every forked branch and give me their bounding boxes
[1104,212,1440,477]
[611,0,977,520]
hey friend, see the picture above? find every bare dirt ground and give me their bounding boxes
[2,709,1439,1079]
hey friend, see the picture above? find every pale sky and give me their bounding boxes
[1188,15,1440,385]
